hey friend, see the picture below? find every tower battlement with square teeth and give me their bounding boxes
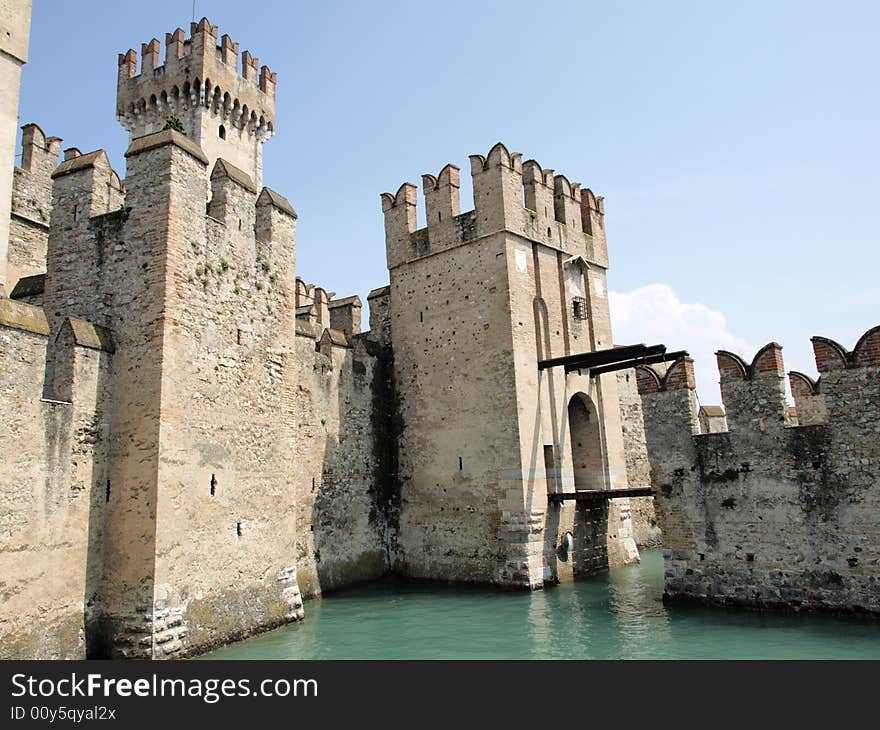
[116,17,275,190]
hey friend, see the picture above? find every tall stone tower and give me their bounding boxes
[381,143,638,589]
[116,17,275,190]
[34,16,299,657]
[0,0,32,295]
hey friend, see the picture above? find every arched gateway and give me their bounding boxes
[567,392,606,491]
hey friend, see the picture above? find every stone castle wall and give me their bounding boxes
[0,300,113,660]
[0,11,401,656]
[6,9,805,658]
[617,369,661,547]
[7,124,58,293]
[0,126,396,658]
[292,330,396,598]
[638,329,880,615]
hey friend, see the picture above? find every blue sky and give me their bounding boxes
[19,1,879,402]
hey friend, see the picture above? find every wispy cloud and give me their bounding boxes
[609,283,755,405]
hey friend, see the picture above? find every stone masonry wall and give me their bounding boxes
[0,0,30,296]
[387,226,524,585]
[639,328,880,615]
[2,115,405,657]
[382,143,637,589]
[133,141,302,658]
[37,130,307,658]
[0,300,113,659]
[292,332,393,598]
[6,124,60,290]
[617,369,661,547]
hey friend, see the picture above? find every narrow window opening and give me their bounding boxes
[458,456,463,471]
[547,227,552,237]
[438,211,442,222]
[105,480,110,503]
[219,124,226,139]
[236,521,242,537]
[419,311,423,323]
[698,553,705,561]
[210,474,217,496]
[746,553,755,563]
[73,204,79,222]
[238,218,242,230]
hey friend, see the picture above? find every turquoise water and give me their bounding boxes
[203,550,880,659]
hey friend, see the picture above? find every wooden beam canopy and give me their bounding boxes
[537,343,687,374]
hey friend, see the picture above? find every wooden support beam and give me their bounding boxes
[587,350,690,377]
[538,343,665,371]
[546,487,655,503]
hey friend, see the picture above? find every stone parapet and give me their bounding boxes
[641,327,880,615]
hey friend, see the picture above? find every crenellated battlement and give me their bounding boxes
[380,142,607,270]
[638,325,880,615]
[293,276,364,342]
[18,123,62,175]
[636,326,879,442]
[117,18,276,134]
[713,343,788,433]
[7,123,62,291]
[811,325,880,372]
[116,17,276,191]
[788,371,827,426]
[635,357,695,394]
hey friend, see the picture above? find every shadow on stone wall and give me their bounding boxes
[308,340,400,595]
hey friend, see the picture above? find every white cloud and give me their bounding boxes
[609,284,755,406]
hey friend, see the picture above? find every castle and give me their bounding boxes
[1,11,876,660]
[0,15,659,659]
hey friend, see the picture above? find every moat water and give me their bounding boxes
[202,550,880,660]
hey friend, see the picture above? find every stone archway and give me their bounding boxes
[567,392,605,491]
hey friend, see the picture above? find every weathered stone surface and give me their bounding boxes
[0,1,32,294]
[0,312,112,659]
[639,334,880,615]
[617,369,660,547]
[116,18,275,191]
[7,124,58,292]
[0,297,49,334]
[0,95,400,657]
[381,143,637,588]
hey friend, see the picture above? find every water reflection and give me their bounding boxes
[201,550,880,660]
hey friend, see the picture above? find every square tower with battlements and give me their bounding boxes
[116,17,276,191]
[381,143,638,589]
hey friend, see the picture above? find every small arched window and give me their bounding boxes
[219,124,226,139]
